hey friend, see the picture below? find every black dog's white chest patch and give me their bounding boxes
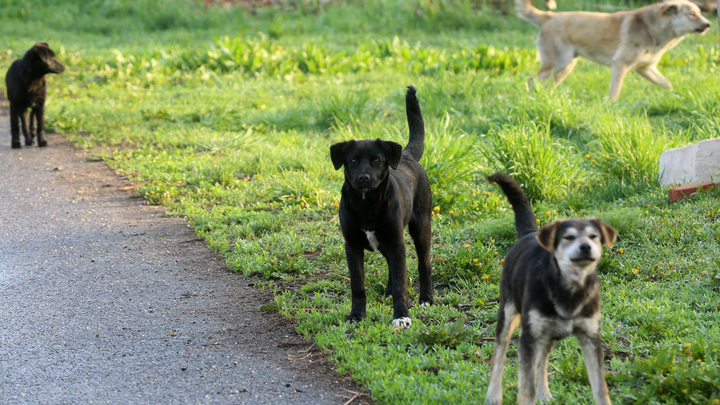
[364,230,379,251]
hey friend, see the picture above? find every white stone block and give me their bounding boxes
[659,138,720,186]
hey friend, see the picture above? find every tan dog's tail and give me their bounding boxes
[516,0,551,26]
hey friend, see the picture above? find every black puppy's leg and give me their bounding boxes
[485,301,520,405]
[9,104,21,149]
[33,106,47,147]
[409,217,433,306]
[382,242,410,327]
[517,328,538,405]
[345,243,367,323]
[577,330,611,405]
[19,108,32,146]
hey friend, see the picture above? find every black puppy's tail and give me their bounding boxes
[404,85,425,162]
[488,172,537,239]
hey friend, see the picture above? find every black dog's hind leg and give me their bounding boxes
[19,107,33,146]
[9,103,22,149]
[345,243,367,323]
[409,216,433,306]
[32,106,47,147]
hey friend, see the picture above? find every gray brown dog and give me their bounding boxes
[485,173,616,405]
[330,86,433,328]
[5,43,65,148]
[517,0,711,100]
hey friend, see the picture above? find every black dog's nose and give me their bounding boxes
[579,243,591,253]
[358,174,370,183]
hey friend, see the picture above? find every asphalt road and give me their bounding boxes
[0,109,367,404]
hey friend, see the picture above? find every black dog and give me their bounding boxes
[5,43,65,149]
[485,172,616,405]
[330,85,433,327]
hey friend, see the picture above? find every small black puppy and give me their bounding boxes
[330,85,433,328]
[5,43,65,149]
[485,173,615,405]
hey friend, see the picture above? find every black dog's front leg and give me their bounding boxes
[382,243,410,326]
[32,107,47,147]
[345,242,366,323]
[19,108,33,146]
[9,104,22,149]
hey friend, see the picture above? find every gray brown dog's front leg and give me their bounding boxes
[517,332,539,405]
[345,243,366,323]
[534,339,556,402]
[485,302,520,405]
[32,107,47,147]
[577,331,612,405]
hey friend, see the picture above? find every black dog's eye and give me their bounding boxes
[563,235,576,241]
[350,158,358,164]
[373,158,380,164]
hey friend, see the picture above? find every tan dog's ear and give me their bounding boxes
[662,3,678,15]
[593,219,617,247]
[537,222,558,252]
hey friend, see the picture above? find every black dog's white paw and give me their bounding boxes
[419,301,432,307]
[391,317,412,328]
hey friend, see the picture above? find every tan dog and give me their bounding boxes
[518,0,711,100]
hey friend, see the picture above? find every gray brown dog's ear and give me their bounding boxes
[376,139,403,170]
[593,219,617,247]
[537,222,559,252]
[662,3,678,14]
[330,141,355,170]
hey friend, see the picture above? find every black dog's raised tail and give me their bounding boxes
[488,172,537,239]
[404,85,425,162]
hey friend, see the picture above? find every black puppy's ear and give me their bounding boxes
[537,222,558,252]
[592,219,617,248]
[663,4,678,14]
[330,141,354,170]
[376,139,403,170]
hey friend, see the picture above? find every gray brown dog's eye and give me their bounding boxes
[589,234,598,239]
[563,235,576,241]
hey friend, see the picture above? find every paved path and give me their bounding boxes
[0,109,367,404]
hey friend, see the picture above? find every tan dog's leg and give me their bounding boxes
[485,303,520,405]
[534,339,556,402]
[553,58,578,86]
[609,62,630,101]
[577,331,612,405]
[634,65,673,90]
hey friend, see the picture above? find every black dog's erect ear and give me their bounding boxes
[537,222,559,252]
[592,219,617,248]
[663,3,678,14]
[330,140,355,170]
[376,139,403,170]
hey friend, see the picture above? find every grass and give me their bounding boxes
[2,0,720,403]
